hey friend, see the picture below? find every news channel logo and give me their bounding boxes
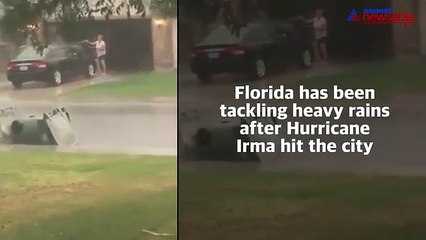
[346,8,416,27]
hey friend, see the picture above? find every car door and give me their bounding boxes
[64,48,81,77]
[72,47,88,75]
[48,48,72,77]
[271,26,293,65]
[286,25,307,61]
[244,25,281,70]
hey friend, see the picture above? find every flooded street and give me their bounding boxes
[0,73,177,155]
[179,66,426,176]
[0,99,177,155]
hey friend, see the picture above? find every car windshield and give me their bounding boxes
[15,47,49,60]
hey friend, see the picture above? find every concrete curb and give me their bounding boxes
[0,81,9,90]
[0,144,177,156]
[0,99,177,114]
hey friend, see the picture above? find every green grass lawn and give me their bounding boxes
[69,71,176,100]
[0,151,176,240]
[298,58,426,98]
[180,169,426,240]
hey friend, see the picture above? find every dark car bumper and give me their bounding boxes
[190,56,249,75]
[7,69,50,83]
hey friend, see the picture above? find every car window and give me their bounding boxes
[277,24,303,43]
[274,26,287,35]
[68,48,87,60]
[68,48,81,56]
[242,25,274,43]
[46,48,69,59]
[15,47,48,60]
[281,23,296,33]
[74,47,89,59]
[65,48,75,56]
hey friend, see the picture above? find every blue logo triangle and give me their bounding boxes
[346,9,358,22]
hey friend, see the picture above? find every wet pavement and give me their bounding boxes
[179,64,426,176]
[0,74,177,156]
[180,105,426,175]
[0,100,177,155]
[179,62,349,111]
[0,74,123,100]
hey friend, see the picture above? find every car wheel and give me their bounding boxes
[86,63,96,78]
[197,73,212,84]
[248,58,266,80]
[12,81,22,89]
[301,50,312,68]
[52,70,62,86]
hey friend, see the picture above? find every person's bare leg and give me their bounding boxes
[95,59,101,75]
[320,43,328,62]
[312,41,320,63]
[101,59,107,75]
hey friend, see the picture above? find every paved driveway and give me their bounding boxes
[0,74,121,101]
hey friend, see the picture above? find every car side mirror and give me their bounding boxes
[66,51,78,58]
[273,33,287,42]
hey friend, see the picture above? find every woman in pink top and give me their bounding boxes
[300,9,328,62]
[96,34,107,75]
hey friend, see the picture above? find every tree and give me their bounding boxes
[179,0,257,37]
[220,0,268,37]
[0,0,177,52]
[1,0,176,31]
[179,0,219,24]
[150,0,176,18]
[222,0,247,37]
[92,0,177,19]
[1,0,56,52]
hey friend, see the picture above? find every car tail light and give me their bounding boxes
[225,46,245,55]
[32,61,47,69]
[6,62,16,71]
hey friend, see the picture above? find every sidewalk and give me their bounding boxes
[0,73,7,85]
[0,98,177,114]
[178,63,194,82]
[0,144,177,156]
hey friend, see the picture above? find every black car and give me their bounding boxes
[190,21,313,83]
[7,43,96,89]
